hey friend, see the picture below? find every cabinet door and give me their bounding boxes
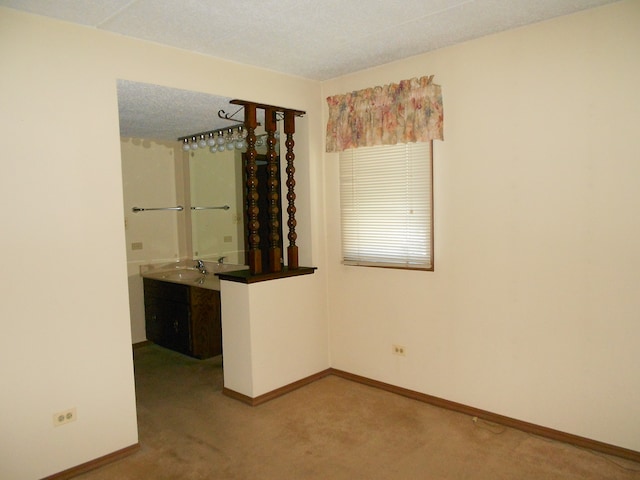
[144,279,192,356]
[143,278,221,359]
[144,297,164,345]
[145,297,191,356]
[190,288,222,359]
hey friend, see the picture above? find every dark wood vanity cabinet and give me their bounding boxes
[143,278,222,359]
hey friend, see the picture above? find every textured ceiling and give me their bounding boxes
[1,0,619,140]
[116,80,236,140]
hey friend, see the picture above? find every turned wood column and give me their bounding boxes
[231,99,304,275]
[244,103,262,275]
[265,108,281,272]
[284,110,299,269]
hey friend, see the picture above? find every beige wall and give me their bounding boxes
[121,138,183,263]
[0,8,324,479]
[221,273,329,398]
[1,2,639,478]
[323,1,640,451]
[121,138,186,343]
[190,146,245,264]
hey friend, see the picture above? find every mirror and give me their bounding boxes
[188,146,245,264]
[117,79,281,266]
[189,139,283,269]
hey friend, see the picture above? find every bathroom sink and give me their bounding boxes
[157,269,204,282]
[140,260,249,290]
[142,268,220,289]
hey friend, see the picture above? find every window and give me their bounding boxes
[339,142,433,270]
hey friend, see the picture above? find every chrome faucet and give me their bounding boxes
[195,259,207,274]
[217,256,226,264]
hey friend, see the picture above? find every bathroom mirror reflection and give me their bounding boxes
[117,79,277,265]
[188,146,245,264]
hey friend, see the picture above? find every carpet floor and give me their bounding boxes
[77,344,640,479]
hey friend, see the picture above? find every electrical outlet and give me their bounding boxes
[223,235,232,243]
[131,242,143,250]
[53,408,77,427]
[392,344,406,356]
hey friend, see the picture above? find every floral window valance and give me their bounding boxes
[325,75,443,153]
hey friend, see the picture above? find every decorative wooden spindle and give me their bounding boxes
[244,103,262,275]
[284,110,298,269]
[230,99,305,276]
[265,108,281,272]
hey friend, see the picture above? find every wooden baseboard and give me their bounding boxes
[43,367,639,479]
[41,443,140,480]
[329,368,640,464]
[214,366,640,463]
[222,387,254,405]
[223,368,332,406]
[132,340,152,349]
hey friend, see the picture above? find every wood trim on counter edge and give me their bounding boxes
[41,443,140,480]
[329,368,640,464]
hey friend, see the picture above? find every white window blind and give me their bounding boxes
[339,142,433,270]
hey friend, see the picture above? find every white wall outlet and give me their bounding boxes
[131,242,143,250]
[223,235,232,243]
[392,344,406,356]
[53,407,77,427]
